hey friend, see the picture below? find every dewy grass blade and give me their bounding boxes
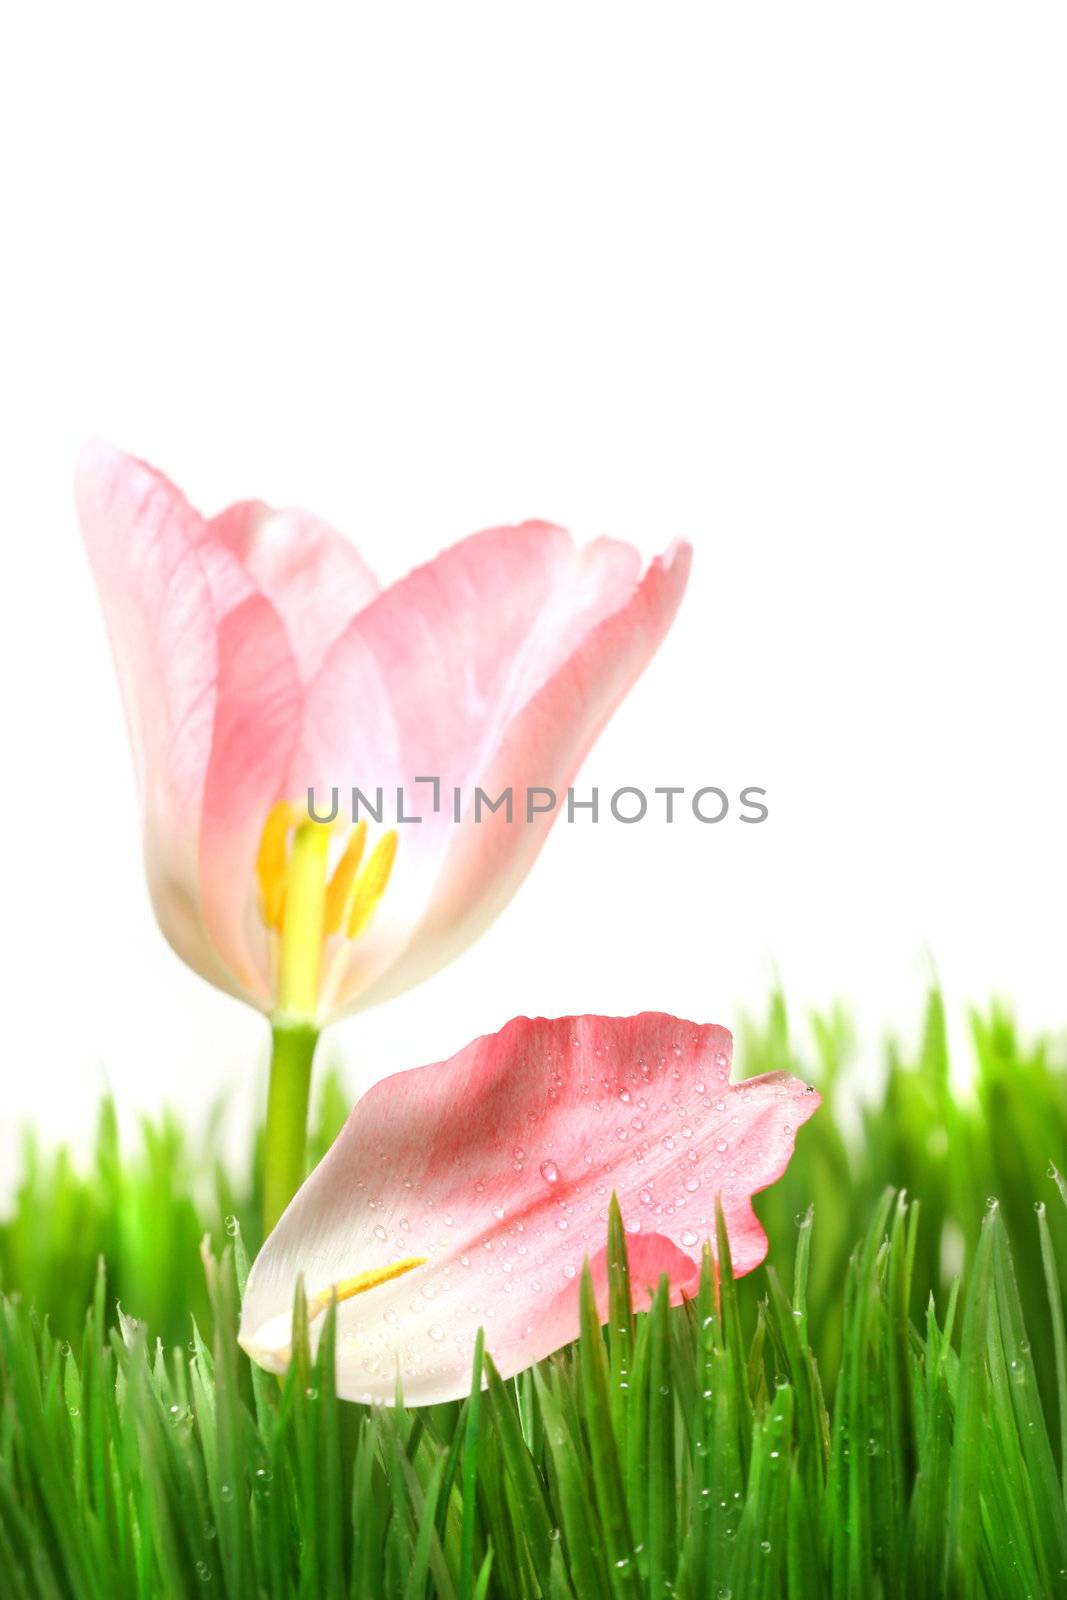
[605,1196,634,1467]
[644,1275,676,1599]
[457,1327,485,1600]
[1036,1197,1067,1509]
[577,1264,641,1600]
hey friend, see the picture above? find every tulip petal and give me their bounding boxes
[210,501,379,682]
[198,596,303,1003]
[349,539,692,1010]
[289,526,690,1013]
[75,441,259,996]
[240,1013,819,1405]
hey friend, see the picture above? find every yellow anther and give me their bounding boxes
[347,830,399,940]
[307,1256,426,1321]
[256,801,294,931]
[323,822,368,935]
[276,819,333,1018]
[256,802,399,1019]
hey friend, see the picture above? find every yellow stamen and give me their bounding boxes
[255,802,399,1018]
[323,821,368,935]
[256,801,294,930]
[276,819,333,1018]
[347,830,399,940]
[306,1255,426,1320]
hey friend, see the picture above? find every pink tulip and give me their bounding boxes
[76,442,691,1025]
[239,1013,820,1405]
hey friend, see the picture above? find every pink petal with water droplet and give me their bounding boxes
[240,1013,820,1404]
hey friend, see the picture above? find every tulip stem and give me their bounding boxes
[263,1018,319,1236]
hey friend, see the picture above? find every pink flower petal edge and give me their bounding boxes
[239,1014,820,1405]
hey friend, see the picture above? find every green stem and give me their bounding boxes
[263,1017,319,1236]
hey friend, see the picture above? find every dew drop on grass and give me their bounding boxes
[224,1215,238,1237]
[219,1483,234,1503]
[195,1562,212,1583]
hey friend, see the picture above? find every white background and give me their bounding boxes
[1,5,1064,1182]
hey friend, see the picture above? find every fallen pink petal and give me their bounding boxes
[239,1012,819,1405]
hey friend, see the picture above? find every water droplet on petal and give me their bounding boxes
[539,1160,559,1184]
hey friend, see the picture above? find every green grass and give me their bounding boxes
[2,991,1067,1598]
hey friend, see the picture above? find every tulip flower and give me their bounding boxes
[240,1012,820,1404]
[76,443,691,1227]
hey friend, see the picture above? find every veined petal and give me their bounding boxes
[198,596,303,1005]
[210,501,379,682]
[345,539,692,1011]
[75,440,256,998]
[240,1013,819,1405]
[289,526,690,1016]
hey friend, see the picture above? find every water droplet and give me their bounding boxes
[219,1483,234,1503]
[681,1229,700,1247]
[373,1224,387,1241]
[685,1175,700,1192]
[68,1405,80,1417]
[619,1089,632,1104]
[539,1160,559,1184]
[224,1214,239,1237]
[428,1325,445,1342]
[195,1561,212,1583]
[760,1539,771,1554]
